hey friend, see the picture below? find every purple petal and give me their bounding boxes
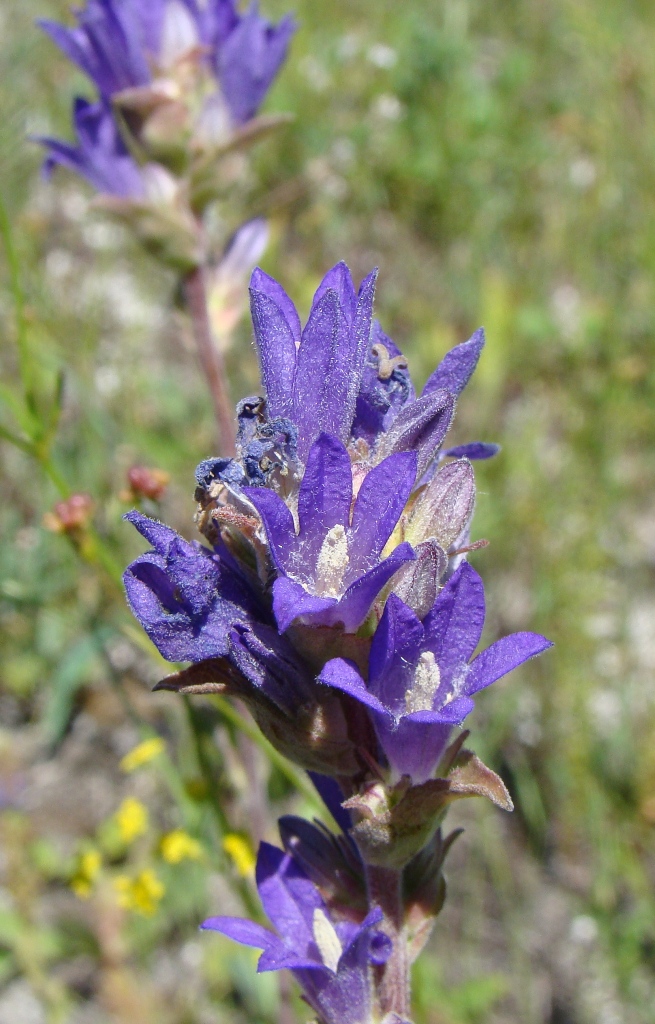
[293,289,352,458]
[256,842,323,954]
[307,773,353,836]
[218,8,295,124]
[347,452,416,571]
[201,915,278,950]
[423,562,486,688]
[249,280,298,420]
[242,486,297,573]
[376,390,455,478]
[318,659,391,718]
[329,543,415,632]
[311,262,357,325]
[422,328,485,399]
[272,577,337,633]
[368,594,424,713]
[228,622,314,712]
[250,267,302,344]
[465,632,553,696]
[406,696,476,724]
[442,442,500,461]
[296,434,353,564]
[124,510,178,554]
[37,99,144,199]
[374,715,453,784]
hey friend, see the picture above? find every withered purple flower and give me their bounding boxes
[202,840,391,1024]
[123,510,263,662]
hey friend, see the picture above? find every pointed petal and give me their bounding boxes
[255,842,323,954]
[249,281,298,419]
[272,577,337,633]
[296,434,352,563]
[348,452,416,570]
[465,632,553,695]
[442,442,500,461]
[318,659,391,718]
[423,562,486,687]
[376,390,455,478]
[311,262,357,324]
[307,773,353,836]
[422,328,485,399]
[242,486,297,572]
[368,594,424,713]
[201,915,278,950]
[250,267,301,344]
[124,509,179,555]
[293,289,352,457]
[330,543,415,632]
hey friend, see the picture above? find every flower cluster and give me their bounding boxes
[38,0,294,200]
[123,263,552,1019]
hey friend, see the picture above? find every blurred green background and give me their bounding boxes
[1,0,655,1022]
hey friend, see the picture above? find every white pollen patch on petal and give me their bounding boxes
[405,651,441,714]
[313,909,342,973]
[315,524,349,598]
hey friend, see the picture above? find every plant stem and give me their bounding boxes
[366,864,411,1020]
[183,266,236,455]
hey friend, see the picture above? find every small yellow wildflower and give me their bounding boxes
[222,833,256,877]
[114,869,165,916]
[70,848,102,899]
[161,829,203,864]
[120,737,165,773]
[115,797,149,844]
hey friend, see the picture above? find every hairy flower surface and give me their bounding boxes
[202,840,391,1024]
[124,261,552,854]
[318,562,552,784]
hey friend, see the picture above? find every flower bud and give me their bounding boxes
[403,458,475,551]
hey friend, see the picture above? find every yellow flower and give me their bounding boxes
[70,848,102,899]
[115,797,149,844]
[222,833,256,877]
[120,737,165,773]
[114,869,165,916]
[160,830,203,864]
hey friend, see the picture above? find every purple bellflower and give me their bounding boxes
[37,99,145,198]
[39,0,295,126]
[319,562,553,784]
[244,431,416,632]
[202,840,392,1024]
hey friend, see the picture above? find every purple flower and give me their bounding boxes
[36,99,145,198]
[244,432,416,632]
[39,0,295,126]
[318,562,553,784]
[122,510,263,662]
[202,840,391,1024]
[249,263,378,461]
[250,263,496,464]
